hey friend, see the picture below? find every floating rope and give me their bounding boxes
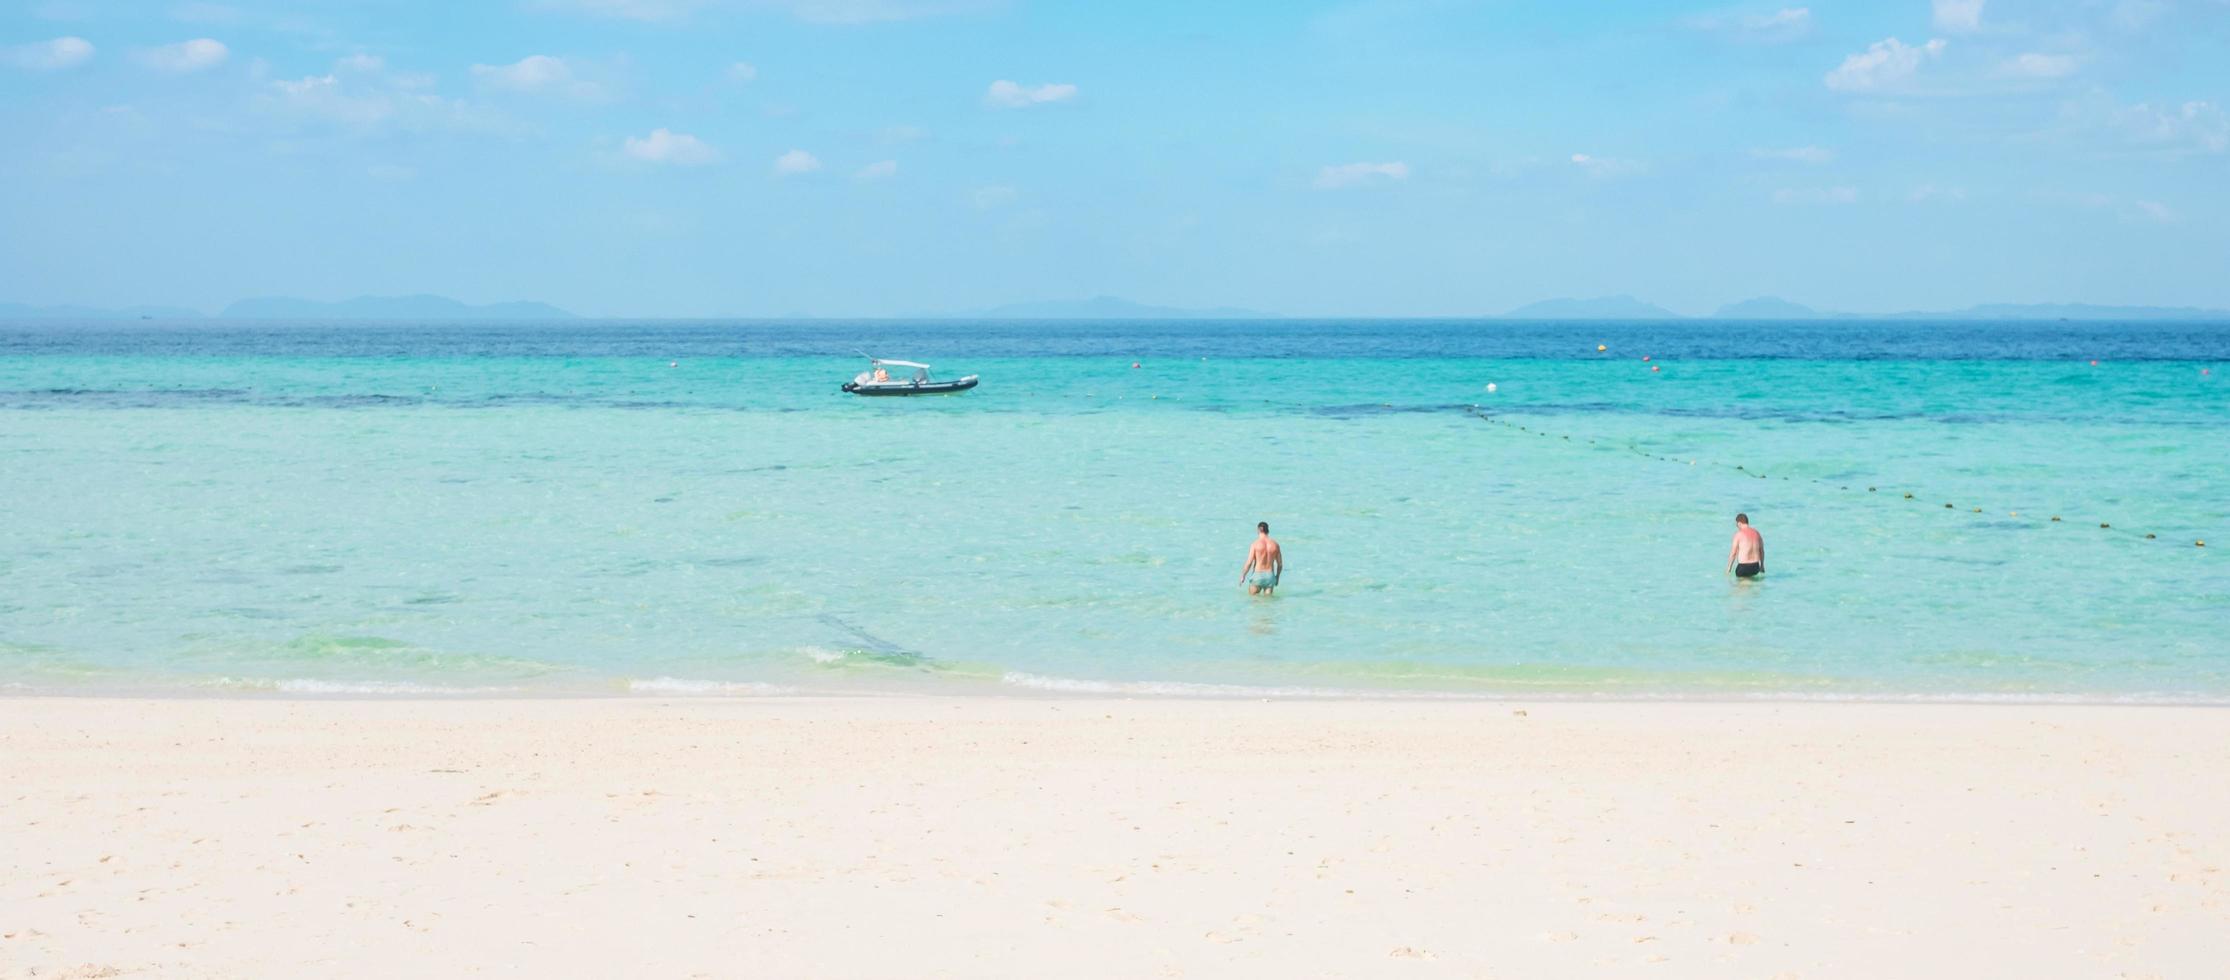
[1460,405,2207,549]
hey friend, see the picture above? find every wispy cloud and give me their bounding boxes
[2129,199,2178,223]
[530,0,992,24]
[1569,153,1644,178]
[624,128,719,165]
[264,60,503,135]
[528,0,708,21]
[971,184,1017,208]
[985,80,1077,108]
[1932,0,1985,33]
[137,38,229,72]
[727,61,757,82]
[3,35,93,71]
[1999,52,2079,80]
[471,55,608,102]
[1772,186,1859,205]
[854,159,898,180]
[1824,37,1946,93]
[1908,183,1968,203]
[2107,99,2229,154]
[772,148,822,175]
[1751,145,1834,164]
[1685,6,1813,44]
[170,2,240,23]
[1312,161,1409,190]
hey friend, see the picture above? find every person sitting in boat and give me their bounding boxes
[872,366,890,383]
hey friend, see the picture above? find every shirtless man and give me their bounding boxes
[1726,513,1765,580]
[1240,521,1284,595]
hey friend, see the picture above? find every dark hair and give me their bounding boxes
[1735,513,1749,524]
[1257,522,1270,533]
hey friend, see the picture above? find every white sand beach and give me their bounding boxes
[5,697,2227,978]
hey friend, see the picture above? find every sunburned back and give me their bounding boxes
[1731,526,1762,563]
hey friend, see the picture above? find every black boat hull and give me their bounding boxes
[842,376,979,396]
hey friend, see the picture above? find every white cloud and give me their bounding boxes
[985,80,1077,108]
[971,184,1017,208]
[880,124,927,143]
[1569,153,1644,178]
[1772,186,1859,205]
[138,38,229,72]
[1932,0,1985,33]
[854,159,898,180]
[471,55,607,101]
[772,148,821,175]
[1686,6,1813,44]
[624,128,719,165]
[1312,161,1409,190]
[1751,145,1834,164]
[2000,52,2079,79]
[1908,183,1968,203]
[336,53,384,73]
[1824,37,1946,93]
[727,61,757,82]
[4,35,93,71]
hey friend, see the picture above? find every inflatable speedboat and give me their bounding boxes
[842,357,979,396]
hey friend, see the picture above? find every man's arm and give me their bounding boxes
[1726,537,1738,573]
[1756,537,1764,573]
[1239,550,1257,583]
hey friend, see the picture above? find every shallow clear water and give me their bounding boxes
[1,320,2223,699]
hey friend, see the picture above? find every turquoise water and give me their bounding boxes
[1,320,2223,700]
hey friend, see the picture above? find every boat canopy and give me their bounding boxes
[867,358,930,369]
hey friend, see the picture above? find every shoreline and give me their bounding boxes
[9,696,2228,977]
[9,678,2230,706]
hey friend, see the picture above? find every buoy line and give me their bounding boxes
[1461,406,2207,549]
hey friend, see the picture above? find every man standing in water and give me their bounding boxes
[1726,513,1765,580]
[1240,522,1284,596]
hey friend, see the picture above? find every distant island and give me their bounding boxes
[220,295,576,320]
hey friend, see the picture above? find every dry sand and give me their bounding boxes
[4,697,2227,978]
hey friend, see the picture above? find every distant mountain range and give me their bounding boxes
[936,296,1271,319]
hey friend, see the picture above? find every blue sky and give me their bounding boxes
[3,0,2226,316]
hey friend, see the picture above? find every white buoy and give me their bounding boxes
[1486,383,1498,393]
